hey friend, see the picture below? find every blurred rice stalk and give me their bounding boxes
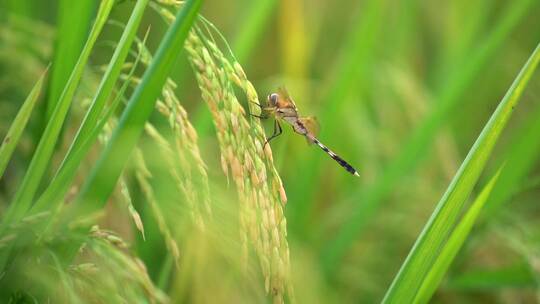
[99,53,213,270]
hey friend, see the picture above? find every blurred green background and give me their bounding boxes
[1,0,540,302]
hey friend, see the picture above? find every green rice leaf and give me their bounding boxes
[1,0,114,230]
[28,0,149,215]
[46,0,95,121]
[30,33,146,215]
[73,0,202,218]
[413,167,503,304]
[382,42,540,304]
[484,101,540,214]
[61,0,149,167]
[0,68,47,178]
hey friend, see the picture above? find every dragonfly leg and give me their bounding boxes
[263,120,282,148]
[249,101,269,119]
[250,113,267,119]
[250,100,264,108]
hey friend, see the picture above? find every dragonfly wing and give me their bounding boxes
[277,86,290,99]
[299,116,320,137]
[298,116,320,145]
[277,86,297,109]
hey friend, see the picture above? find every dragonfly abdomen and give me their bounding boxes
[311,137,359,176]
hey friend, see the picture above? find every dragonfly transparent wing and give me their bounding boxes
[277,86,297,109]
[298,116,320,144]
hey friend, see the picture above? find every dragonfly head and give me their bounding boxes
[268,93,279,106]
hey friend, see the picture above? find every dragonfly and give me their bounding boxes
[251,87,359,176]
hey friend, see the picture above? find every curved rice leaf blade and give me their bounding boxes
[73,0,202,219]
[1,0,115,228]
[484,101,540,214]
[46,0,95,121]
[30,42,144,216]
[382,42,540,304]
[0,68,47,178]
[413,167,503,304]
[27,0,150,215]
[61,0,149,167]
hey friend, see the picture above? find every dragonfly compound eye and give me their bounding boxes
[268,93,278,105]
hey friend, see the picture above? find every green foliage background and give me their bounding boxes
[1,0,540,303]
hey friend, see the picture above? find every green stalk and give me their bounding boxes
[382,42,540,304]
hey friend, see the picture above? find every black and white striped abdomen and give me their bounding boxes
[311,137,359,176]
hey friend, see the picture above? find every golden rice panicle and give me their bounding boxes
[185,28,292,303]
